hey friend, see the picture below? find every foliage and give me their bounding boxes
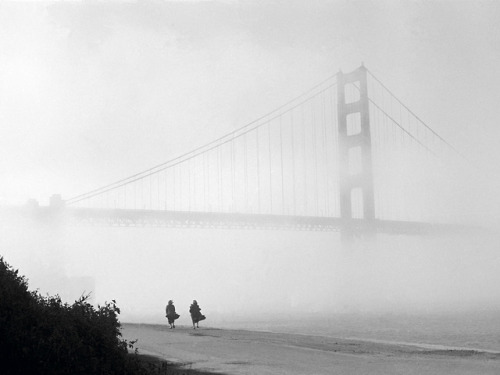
[0,256,145,375]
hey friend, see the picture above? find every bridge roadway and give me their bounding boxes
[0,205,466,235]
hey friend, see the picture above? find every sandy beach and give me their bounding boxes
[122,323,500,374]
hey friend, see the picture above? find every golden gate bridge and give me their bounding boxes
[3,65,469,236]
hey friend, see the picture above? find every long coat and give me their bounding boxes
[166,304,179,323]
[189,303,205,323]
[166,304,176,316]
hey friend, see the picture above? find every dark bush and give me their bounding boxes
[0,256,145,375]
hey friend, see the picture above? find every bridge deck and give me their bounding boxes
[0,206,467,235]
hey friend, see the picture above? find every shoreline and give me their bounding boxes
[123,322,500,357]
[122,323,500,375]
[342,336,500,355]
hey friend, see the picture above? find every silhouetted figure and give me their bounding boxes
[189,300,206,329]
[165,300,179,329]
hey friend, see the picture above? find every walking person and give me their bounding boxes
[189,300,206,329]
[165,300,179,329]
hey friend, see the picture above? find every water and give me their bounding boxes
[212,312,500,352]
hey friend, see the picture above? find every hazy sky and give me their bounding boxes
[2,1,500,321]
[1,0,500,206]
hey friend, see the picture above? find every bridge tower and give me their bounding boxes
[337,65,375,222]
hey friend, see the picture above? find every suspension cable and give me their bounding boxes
[367,68,468,161]
[68,81,338,205]
[67,74,338,204]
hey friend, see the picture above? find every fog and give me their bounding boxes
[2,218,500,324]
[1,1,500,325]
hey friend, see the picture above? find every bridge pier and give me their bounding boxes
[337,65,375,240]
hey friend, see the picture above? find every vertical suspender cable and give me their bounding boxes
[322,91,328,216]
[204,153,208,212]
[164,170,167,210]
[256,128,261,213]
[219,145,225,211]
[188,159,191,211]
[206,152,210,211]
[231,136,235,211]
[279,115,285,215]
[291,109,296,215]
[312,98,319,215]
[244,134,248,212]
[268,122,273,214]
[302,104,307,215]
[217,147,221,211]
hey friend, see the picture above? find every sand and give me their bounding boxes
[122,323,500,375]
